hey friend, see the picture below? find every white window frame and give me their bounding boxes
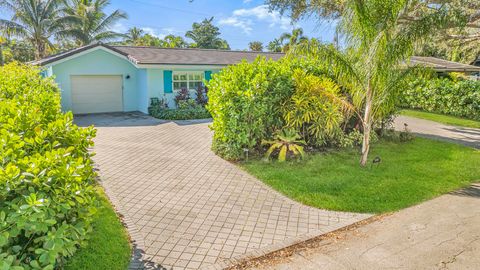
[172,71,204,92]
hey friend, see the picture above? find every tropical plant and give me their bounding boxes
[289,0,453,166]
[59,0,128,46]
[267,38,283,52]
[163,34,187,48]
[125,27,144,45]
[195,85,208,106]
[0,0,65,59]
[249,41,264,51]
[0,36,5,66]
[185,17,230,49]
[262,129,305,162]
[283,70,350,146]
[0,63,97,268]
[174,88,191,106]
[280,28,308,52]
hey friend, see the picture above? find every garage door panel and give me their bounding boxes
[71,75,123,114]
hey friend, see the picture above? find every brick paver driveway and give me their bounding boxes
[76,113,371,270]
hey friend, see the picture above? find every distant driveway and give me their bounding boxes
[76,113,370,270]
[394,115,480,149]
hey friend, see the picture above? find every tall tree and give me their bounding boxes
[284,0,453,166]
[0,35,5,66]
[125,27,144,45]
[163,34,187,48]
[0,0,65,59]
[185,17,230,49]
[248,41,264,51]
[59,0,127,46]
[267,38,283,52]
[280,28,308,52]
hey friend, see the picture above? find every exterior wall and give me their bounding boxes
[137,69,148,113]
[50,49,139,112]
[48,48,223,113]
[145,68,221,109]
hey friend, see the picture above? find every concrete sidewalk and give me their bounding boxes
[250,183,480,270]
[394,115,480,149]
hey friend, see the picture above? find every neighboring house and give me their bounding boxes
[33,43,283,114]
[409,56,480,76]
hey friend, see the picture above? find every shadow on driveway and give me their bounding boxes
[74,111,212,128]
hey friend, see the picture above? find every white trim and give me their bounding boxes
[172,71,204,92]
[136,64,226,70]
[44,47,138,68]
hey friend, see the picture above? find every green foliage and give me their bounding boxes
[185,17,230,50]
[149,99,211,120]
[262,129,305,162]
[59,0,128,46]
[206,57,294,160]
[283,70,347,146]
[64,188,130,270]
[243,137,480,213]
[0,63,97,269]
[401,77,480,120]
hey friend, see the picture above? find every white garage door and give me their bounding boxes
[71,75,123,114]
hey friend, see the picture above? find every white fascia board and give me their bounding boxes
[44,47,139,68]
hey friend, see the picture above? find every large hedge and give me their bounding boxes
[206,57,355,160]
[401,77,480,120]
[206,58,295,160]
[0,63,97,269]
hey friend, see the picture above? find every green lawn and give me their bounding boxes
[401,109,480,129]
[65,188,131,270]
[242,138,480,213]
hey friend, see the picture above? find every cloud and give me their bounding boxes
[141,27,166,39]
[111,22,128,33]
[219,5,292,34]
[243,0,253,3]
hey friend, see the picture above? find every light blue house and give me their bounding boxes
[35,43,283,114]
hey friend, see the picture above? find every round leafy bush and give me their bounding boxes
[206,57,294,160]
[0,63,97,269]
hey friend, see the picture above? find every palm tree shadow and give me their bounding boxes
[449,183,480,198]
[129,242,172,270]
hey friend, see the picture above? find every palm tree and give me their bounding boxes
[125,27,144,45]
[162,35,187,48]
[280,28,308,52]
[59,0,127,46]
[0,0,65,59]
[248,41,263,52]
[267,38,282,52]
[0,36,5,66]
[291,0,451,166]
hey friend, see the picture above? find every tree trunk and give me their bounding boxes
[360,84,373,166]
[0,44,4,66]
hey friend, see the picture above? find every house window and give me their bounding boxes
[172,71,204,91]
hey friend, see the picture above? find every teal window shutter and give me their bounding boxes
[164,70,173,93]
[204,71,212,81]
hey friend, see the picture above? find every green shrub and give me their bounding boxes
[283,70,347,146]
[206,57,294,160]
[0,63,97,269]
[401,77,480,120]
[149,99,211,120]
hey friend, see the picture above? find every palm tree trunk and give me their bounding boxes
[360,83,373,166]
[0,44,4,66]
